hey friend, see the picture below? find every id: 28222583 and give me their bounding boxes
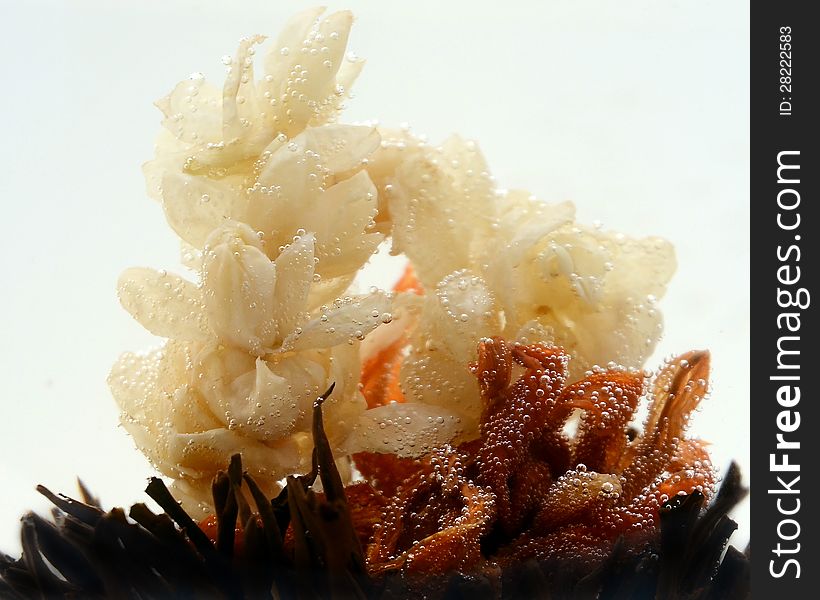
[780,26,792,116]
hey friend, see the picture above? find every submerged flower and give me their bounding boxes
[114,172,391,512]
[370,134,675,378]
[113,8,680,519]
[362,340,714,575]
[145,7,381,300]
[351,134,675,452]
[111,223,390,509]
[111,9,395,513]
[145,7,364,194]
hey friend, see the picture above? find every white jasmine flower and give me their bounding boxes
[490,219,675,377]
[155,123,382,300]
[360,134,675,446]
[381,135,496,289]
[144,8,380,300]
[109,341,315,512]
[114,223,390,512]
[144,8,363,200]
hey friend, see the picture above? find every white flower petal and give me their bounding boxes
[262,6,326,99]
[501,224,676,379]
[310,170,382,279]
[360,291,422,363]
[167,429,311,486]
[341,402,469,458]
[321,343,366,443]
[388,140,496,288]
[303,125,380,175]
[117,267,208,341]
[400,349,482,420]
[157,74,222,144]
[283,291,392,351]
[193,344,326,437]
[142,132,188,202]
[194,343,255,426]
[289,11,354,129]
[364,128,429,235]
[169,384,223,434]
[202,224,278,353]
[221,358,297,439]
[109,349,162,424]
[496,190,576,264]
[438,135,494,205]
[180,240,203,272]
[536,230,609,305]
[222,35,266,141]
[272,233,316,336]
[306,272,356,309]
[556,299,664,378]
[263,352,329,428]
[261,9,355,134]
[108,342,194,478]
[160,172,240,248]
[243,134,317,239]
[513,319,555,346]
[604,235,676,298]
[403,271,499,372]
[434,270,497,350]
[334,54,365,99]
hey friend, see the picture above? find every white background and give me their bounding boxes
[0,0,749,553]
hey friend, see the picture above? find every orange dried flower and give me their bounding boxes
[360,338,715,576]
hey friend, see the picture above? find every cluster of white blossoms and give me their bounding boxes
[110,8,675,515]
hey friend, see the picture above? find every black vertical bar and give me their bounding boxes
[751,2,818,596]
